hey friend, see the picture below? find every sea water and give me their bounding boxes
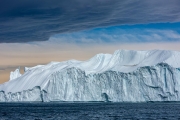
[0,102,180,120]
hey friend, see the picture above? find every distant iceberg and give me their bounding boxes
[1,50,180,102]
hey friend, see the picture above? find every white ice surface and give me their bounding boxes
[1,50,180,102]
[9,67,22,81]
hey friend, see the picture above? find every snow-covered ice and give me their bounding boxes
[9,67,21,81]
[1,49,180,102]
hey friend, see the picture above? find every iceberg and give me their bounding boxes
[1,49,180,102]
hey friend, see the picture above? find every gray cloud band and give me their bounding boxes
[0,0,180,43]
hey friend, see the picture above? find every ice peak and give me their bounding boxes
[9,67,22,81]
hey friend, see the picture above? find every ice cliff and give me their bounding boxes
[1,49,180,102]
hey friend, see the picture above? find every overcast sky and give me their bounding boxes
[1,0,180,83]
[1,0,180,42]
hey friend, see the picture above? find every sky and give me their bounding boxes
[1,0,180,83]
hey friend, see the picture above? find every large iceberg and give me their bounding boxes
[1,49,180,102]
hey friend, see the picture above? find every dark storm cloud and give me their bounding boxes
[0,0,180,43]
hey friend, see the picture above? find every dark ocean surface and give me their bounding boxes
[0,102,180,120]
